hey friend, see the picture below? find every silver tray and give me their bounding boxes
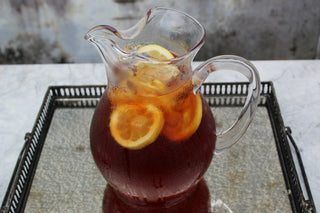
[0,82,316,213]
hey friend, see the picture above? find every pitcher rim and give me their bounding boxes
[148,7,206,61]
[85,7,206,63]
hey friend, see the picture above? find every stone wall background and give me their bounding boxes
[0,0,319,64]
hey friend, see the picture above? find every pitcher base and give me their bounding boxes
[102,179,212,213]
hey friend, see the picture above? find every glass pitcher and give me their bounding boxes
[85,7,260,207]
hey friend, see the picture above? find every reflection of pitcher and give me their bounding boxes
[86,7,260,207]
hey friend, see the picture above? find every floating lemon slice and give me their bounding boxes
[163,92,203,142]
[137,44,174,59]
[110,103,164,150]
[127,44,180,96]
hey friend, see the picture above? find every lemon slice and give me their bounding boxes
[127,44,180,95]
[137,44,174,60]
[163,92,202,141]
[110,103,164,149]
[127,77,167,96]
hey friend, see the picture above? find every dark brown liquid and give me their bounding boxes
[90,90,216,205]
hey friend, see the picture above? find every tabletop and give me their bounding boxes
[0,60,319,211]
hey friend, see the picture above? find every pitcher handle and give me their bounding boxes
[193,55,261,153]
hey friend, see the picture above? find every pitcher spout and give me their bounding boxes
[85,7,206,88]
[85,15,151,85]
[85,25,135,86]
[85,25,126,65]
[84,12,148,60]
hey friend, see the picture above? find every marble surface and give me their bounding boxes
[0,61,319,211]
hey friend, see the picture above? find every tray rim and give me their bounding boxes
[0,82,316,213]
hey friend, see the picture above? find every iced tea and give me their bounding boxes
[90,45,217,206]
